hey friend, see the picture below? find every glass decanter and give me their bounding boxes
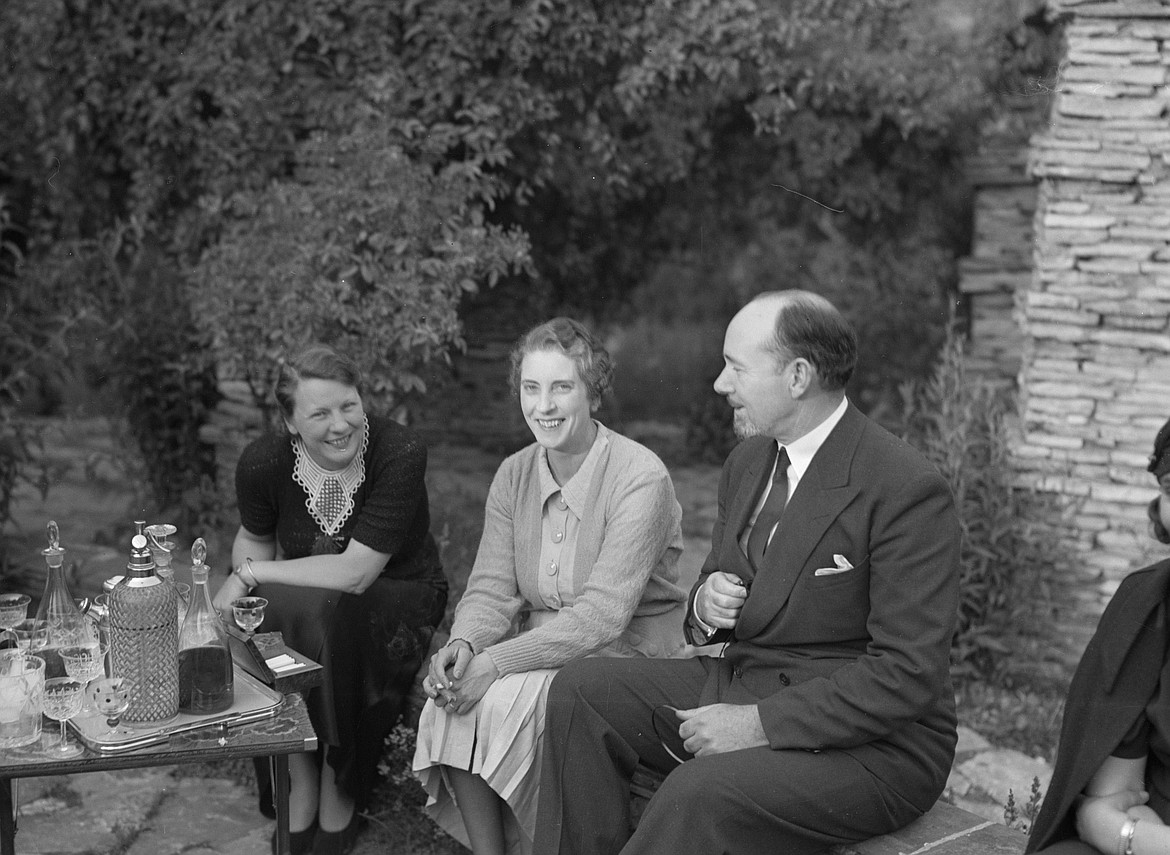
[177,538,234,714]
[34,521,96,678]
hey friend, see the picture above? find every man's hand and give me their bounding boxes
[675,704,767,756]
[694,572,748,629]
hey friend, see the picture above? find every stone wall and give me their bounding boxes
[1016,0,1170,620]
[958,96,1051,384]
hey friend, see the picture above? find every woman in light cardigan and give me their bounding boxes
[412,318,687,855]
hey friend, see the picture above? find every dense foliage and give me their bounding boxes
[0,0,1028,514]
[0,196,73,572]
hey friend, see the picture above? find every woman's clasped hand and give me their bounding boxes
[424,638,500,716]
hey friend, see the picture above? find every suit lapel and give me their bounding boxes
[736,405,865,639]
[726,438,777,586]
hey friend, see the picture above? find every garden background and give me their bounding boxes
[0,0,1113,851]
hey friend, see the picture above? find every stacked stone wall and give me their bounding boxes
[959,97,1052,383]
[1018,0,1170,622]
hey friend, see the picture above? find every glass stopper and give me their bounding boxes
[43,520,64,562]
[191,538,207,568]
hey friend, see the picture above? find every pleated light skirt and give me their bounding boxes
[412,668,557,855]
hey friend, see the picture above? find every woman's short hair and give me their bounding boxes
[1148,415,1170,544]
[274,344,363,418]
[508,318,614,406]
[755,291,857,391]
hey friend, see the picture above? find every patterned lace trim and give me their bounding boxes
[290,416,370,538]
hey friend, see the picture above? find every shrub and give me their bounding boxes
[0,194,72,575]
[900,327,1066,680]
[1003,777,1044,834]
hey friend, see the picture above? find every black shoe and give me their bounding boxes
[313,812,365,855]
[271,818,318,855]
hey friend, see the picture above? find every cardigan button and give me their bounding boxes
[547,561,558,575]
[778,673,790,686]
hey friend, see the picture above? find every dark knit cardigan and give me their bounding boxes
[1027,558,1170,852]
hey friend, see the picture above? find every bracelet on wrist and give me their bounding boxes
[243,557,260,587]
[1119,817,1139,855]
[232,565,252,591]
[447,637,475,655]
[233,560,259,591]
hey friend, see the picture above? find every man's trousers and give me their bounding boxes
[531,656,949,855]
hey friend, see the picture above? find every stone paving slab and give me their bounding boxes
[11,769,269,855]
[5,726,1048,854]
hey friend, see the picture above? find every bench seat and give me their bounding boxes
[630,766,1026,855]
[830,800,1026,855]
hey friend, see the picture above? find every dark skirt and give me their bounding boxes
[255,573,447,809]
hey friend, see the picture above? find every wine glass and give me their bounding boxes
[60,644,105,712]
[0,594,30,629]
[42,677,85,757]
[230,597,268,636]
[12,619,48,652]
[87,676,133,736]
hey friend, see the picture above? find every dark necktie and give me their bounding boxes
[747,447,790,569]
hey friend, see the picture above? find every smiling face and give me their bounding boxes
[713,300,797,442]
[284,378,366,471]
[519,350,597,456]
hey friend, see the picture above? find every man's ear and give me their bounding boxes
[789,359,815,397]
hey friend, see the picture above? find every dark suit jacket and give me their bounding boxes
[1027,559,1170,853]
[685,403,961,765]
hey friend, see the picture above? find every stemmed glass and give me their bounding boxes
[42,677,85,756]
[0,594,30,629]
[12,619,48,653]
[60,645,105,712]
[87,676,133,736]
[230,597,268,637]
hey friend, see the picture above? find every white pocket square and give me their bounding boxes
[814,554,854,576]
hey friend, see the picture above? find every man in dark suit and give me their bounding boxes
[531,290,961,855]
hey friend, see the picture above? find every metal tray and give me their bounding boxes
[69,667,283,754]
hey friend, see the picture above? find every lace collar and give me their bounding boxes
[290,417,369,538]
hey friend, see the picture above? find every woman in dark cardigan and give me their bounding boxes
[1027,417,1170,855]
[214,344,447,855]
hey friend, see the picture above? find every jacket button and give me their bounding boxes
[733,666,743,678]
[778,673,790,686]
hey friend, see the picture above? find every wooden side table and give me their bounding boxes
[0,692,317,855]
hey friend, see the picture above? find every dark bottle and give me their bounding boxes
[177,538,233,714]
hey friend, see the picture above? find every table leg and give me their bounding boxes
[273,754,290,855]
[1,778,13,855]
